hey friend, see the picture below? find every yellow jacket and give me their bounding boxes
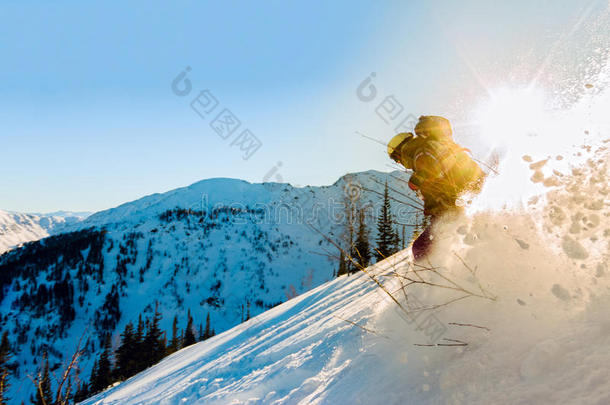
[397,135,485,216]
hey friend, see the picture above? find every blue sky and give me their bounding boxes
[0,0,601,212]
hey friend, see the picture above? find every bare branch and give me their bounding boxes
[370,176,424,208]
[359,185,424,212]
[414,338,468,347]
[448,322,491,331]
[54,330,87,404]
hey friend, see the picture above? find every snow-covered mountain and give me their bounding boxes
[0,210,90,254]
[0,170,418,404]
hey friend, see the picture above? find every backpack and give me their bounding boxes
[408,137,484,203]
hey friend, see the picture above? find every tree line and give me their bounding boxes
[75,304,215,402]
[337,181,411,276]
[0,304,215,405]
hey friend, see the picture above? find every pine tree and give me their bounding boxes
[354,210,371,270]
[183,310,196,347]
[198,323,204,342]
[91,336,112,394]
[144,303,165,365]
[0,332,11,405]
[133,314,148,374]
[202,313,212,340]
[73,380,89,403]
[31,353,52,405]
[115,322,136,380]
[375,181,396,261]
[168,315,181,353]
[336,251,348,277]
[88,359,98,396]
[392,226,401,253]
[161,331,167,353]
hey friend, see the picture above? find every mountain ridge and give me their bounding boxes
[0,210,91,254]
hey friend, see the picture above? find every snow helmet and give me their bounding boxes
[387,132,415,162]
[414,116,452,139]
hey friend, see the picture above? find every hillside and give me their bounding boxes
[0,170,418,404]
[80,250,414,405]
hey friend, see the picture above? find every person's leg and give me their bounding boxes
[412,216,436,260]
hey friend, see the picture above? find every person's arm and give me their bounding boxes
[409,150,443,190]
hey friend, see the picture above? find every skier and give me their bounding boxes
[387,116,485,260]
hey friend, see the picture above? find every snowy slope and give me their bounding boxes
[82,213,610,405]
[0,210,90,253]
[80,250,413,405]
[0,170,418,404]
[83,143,610,405]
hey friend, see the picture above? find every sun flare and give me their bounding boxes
[474,87,548,151]
[468,86,562,212]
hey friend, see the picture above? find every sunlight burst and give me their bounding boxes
[474,87,547,151]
